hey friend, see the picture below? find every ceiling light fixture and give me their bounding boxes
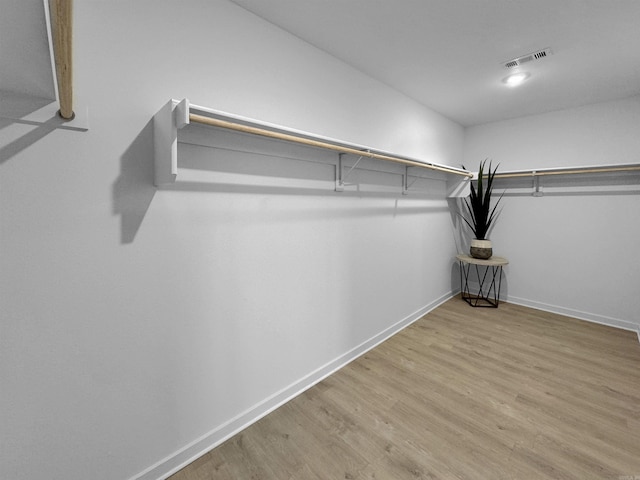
[503,72,530,87]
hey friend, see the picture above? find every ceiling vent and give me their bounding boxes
[504,48,553,68]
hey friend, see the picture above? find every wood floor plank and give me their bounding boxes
[169,297,640,480]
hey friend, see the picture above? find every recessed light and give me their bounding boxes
[502,72,530,87]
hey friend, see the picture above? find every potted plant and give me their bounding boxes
[461,159,503,259]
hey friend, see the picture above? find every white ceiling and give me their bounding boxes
[230,0,640,127]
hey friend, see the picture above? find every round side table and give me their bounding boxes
[456,254,509,307]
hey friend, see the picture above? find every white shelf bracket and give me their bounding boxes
[532,172,544,197]
[335,153,345,192]
[336,152,366,192]
[154,98,189,186]
[403,166,420,195]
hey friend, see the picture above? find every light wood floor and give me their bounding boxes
[169,297,640,480]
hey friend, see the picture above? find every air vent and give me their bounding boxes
[504,48,552,68]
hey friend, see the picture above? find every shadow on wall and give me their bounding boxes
[447,197,469,255]
[113,118,156,244]
[450,261,461,294]
[0,98,60,165]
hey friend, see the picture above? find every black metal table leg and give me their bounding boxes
[457,254,508,308]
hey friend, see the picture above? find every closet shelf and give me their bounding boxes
[491,163,640,197]
[494,164,640,178]
[153,98,472,195]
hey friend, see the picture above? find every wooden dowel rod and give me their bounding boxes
[495,165,640,179]
[189,113,472,178]
[50,0,73,119]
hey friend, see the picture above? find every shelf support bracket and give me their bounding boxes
[532,172,544,197]
[154,98,189,186]
[336,152,366,191]
[403,166,420,195]
[335,154,345,192]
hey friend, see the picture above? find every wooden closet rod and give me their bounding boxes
[495,165,640,179]
[188,113,473,178]
[49,0,74,119]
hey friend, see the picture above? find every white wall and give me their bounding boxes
[464,96,640,330]
[0,2,464,480]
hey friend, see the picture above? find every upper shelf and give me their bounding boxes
[153,98,640,198]
[491,163,640,196]
[153,98,472,194]
[494,164,640,178]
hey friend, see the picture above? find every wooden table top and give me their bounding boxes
[456,254,509,266]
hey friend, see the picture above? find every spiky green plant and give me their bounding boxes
[461,159,503,240]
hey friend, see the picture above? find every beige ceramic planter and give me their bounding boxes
[470,239,492,259]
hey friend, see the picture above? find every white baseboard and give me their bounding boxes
[506,295,639,334]
[131,292,454,480]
